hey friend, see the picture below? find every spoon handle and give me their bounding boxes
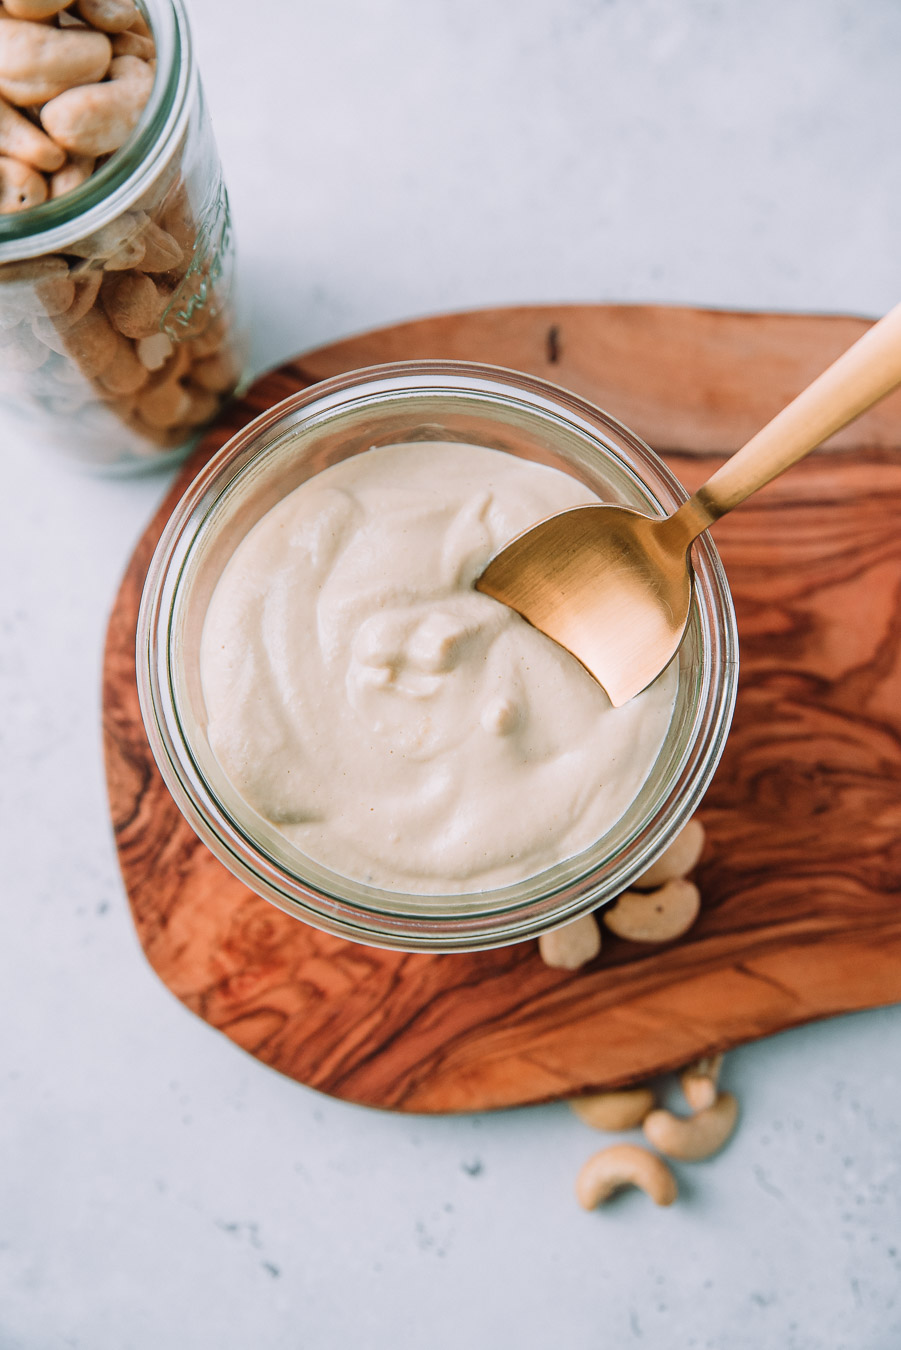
[671,300,901,540]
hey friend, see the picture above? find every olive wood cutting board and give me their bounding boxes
[102,303,901,1113]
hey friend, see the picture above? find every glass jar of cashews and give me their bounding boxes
[0,0,244,470]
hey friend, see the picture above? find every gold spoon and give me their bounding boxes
[476,303,901,707]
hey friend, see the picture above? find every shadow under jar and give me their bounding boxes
[138,361,739,952]
[0,0,243,471]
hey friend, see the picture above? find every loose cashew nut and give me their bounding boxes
[568,1086,655,1131]
[576,1144,677,1209]
[40,52,153,155]
[633,817,706,890]
[0,91,64,169]
[538,913,601,970]
[642,1092,739,1162]
[0,17,111,106]
[0,150,46,210]
[679,1053,724,1112]
[601,878,701,943]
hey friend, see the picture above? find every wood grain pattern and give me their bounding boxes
[102,304,901,1113]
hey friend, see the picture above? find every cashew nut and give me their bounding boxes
[67,209,147,262]
[136,329,172,370]
[0,150,46,210]
[642,1092,739,1162]
[100,268,165,338]
[3,0,73,17]
[633,817,706,890]
[135,368,191,428]
[138,219,182,272]
[75,0,140,33]
[191,349,240,394]
[32,265,100,339]
[0,91,64,169]
[45,303,117,376]
[0,254,72,314]
[50,152,94,198]
[576,1144,677,1209]
[111,29,153,60]
[568,1086,655,1131]
[601,877,701,943]
[679,1053,724,1112]
[96,332,147,395]
[181,382,219,427]
[0,17,111,106]
[538,913,601,970]
[40,51,153,155]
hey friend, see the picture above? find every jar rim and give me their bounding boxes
[0,0,193,262]
[137,360,739,951]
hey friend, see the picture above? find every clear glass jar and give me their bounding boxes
[0,0,243,471]
[137,361,739,951]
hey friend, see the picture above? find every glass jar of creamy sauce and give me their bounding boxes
[137,362,738,951]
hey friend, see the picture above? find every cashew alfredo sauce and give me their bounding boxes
[199,443,677,895]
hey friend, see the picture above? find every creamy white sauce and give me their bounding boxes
[200,442,677,894]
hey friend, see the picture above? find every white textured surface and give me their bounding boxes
[3,1,901,1347]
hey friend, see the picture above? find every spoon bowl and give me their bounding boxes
[477,504,692,707]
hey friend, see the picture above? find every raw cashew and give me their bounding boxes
[136,329,171,370]
[76,0,140,32]
[0,150,46,210]
[191,350,239,393]
[576,1144,677,1209]
[0,18,111,106]
[189,314,227,358]
[49,303,117,375]
[138,220,182,272]
[50,153,94,198]
[182,382,219,426]
[3,0,73,17]
[135,370,191,428]
[601,878,700,943]
[0,92,64,169]
[40,52,153,155]
[538,913,600,970]
[642,1092,739,1162]
[67,209,146,261]
[0,254,72,315]
[680,1053,724,1112]
[111,29,153,59]
[100,268,164,338]
[568,1086,655,1131]
[32,266,100,338]
[97,332,147,394]
[633,817,706,890]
